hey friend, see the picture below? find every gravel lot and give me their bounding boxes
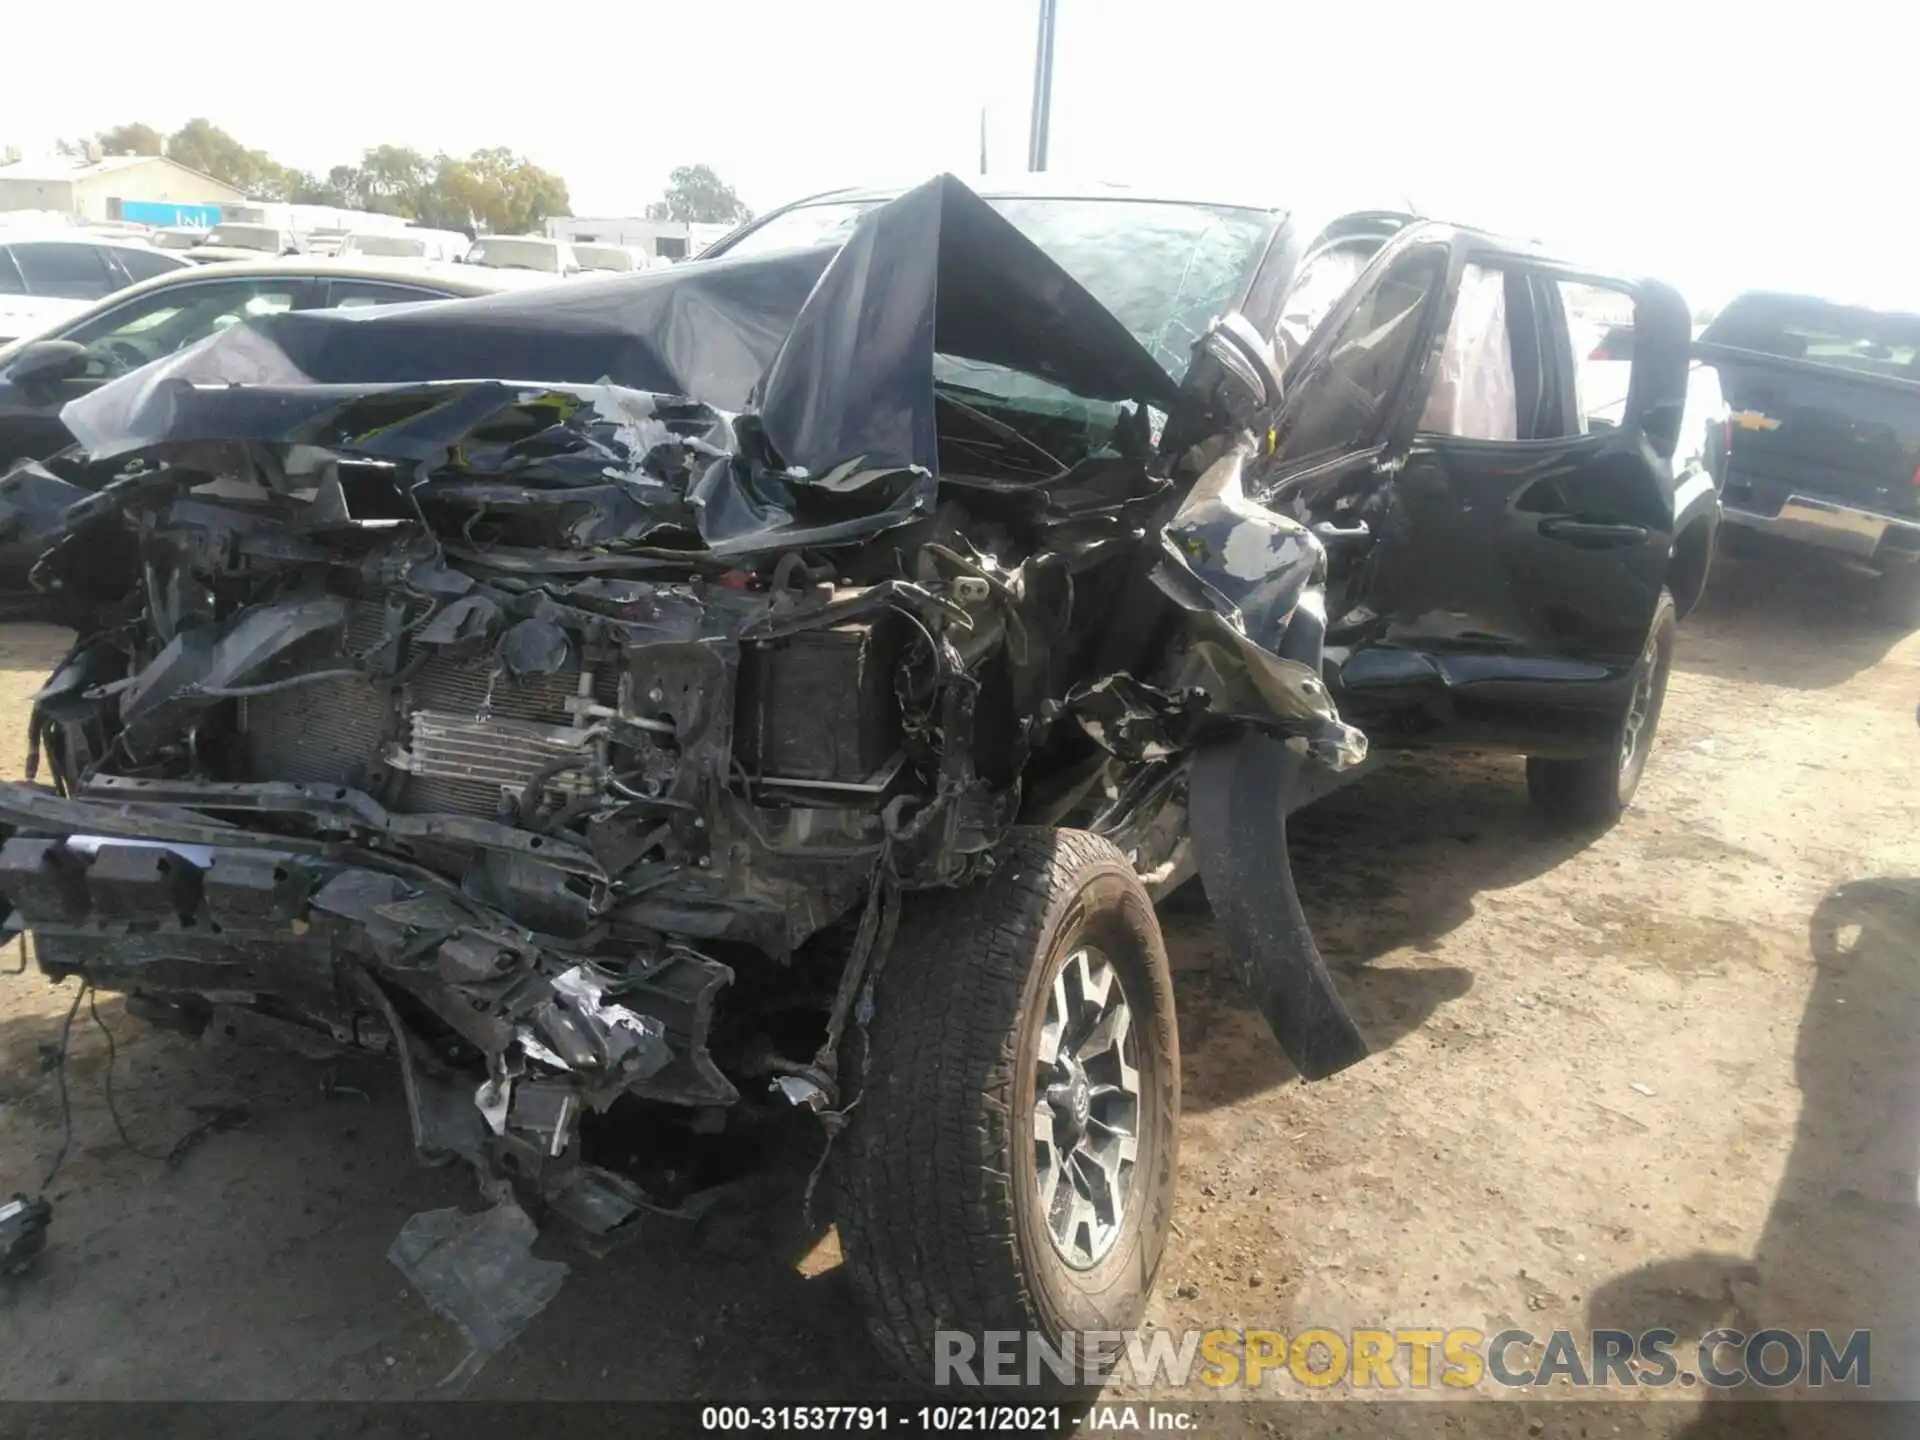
[0,547,1911,1435]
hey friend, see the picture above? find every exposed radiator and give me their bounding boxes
[397,693,602,817]
[237,601,618,819]
[237,601,394,791]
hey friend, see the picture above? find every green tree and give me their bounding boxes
[289,164,362,208]
[33,119,575,221]
[423,149,570,234]
[96,123,164,157]
[164,118,293,196]
[645,164,751,224]
[353,145,432,216]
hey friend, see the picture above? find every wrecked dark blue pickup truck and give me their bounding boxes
[0,174,1717,1379]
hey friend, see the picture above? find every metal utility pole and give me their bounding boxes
[1027,0,1057,171]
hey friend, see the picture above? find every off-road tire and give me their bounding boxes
[1527,587,1676,827]
[835,828,1179,1387]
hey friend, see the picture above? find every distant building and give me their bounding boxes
[545,215,722,262]
[0,154,245,226]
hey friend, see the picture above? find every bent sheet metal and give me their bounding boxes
[0,173,1369,1353]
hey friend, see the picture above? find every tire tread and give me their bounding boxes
[835,828,1169,1381]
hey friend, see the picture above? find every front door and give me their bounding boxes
[1255,234,1690,758]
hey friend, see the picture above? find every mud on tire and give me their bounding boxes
[834,828,1180,1387]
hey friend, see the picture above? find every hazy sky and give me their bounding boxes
[6,0,1909,308]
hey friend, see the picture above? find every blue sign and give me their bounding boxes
[118,200,223,229]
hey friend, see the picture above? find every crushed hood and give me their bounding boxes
[64,175,1183,494]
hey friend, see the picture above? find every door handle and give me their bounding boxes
[1538,518,1650,548]
[1312,519,1371,550]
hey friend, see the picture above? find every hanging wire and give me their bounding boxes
[87,990,174,1162]
[37,982,88,1191]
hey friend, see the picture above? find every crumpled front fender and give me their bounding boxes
[1154,434,1369,1079]
[1150,437,1366,769]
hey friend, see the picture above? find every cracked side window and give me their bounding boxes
[1272,244,1374,370]
[1272,249,1444,467]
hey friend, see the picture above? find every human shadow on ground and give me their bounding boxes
[1582,876,1920,1438]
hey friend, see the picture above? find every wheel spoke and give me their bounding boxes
[1046,1150,1078,1243]
[1621,629,1660,768]
[1033,1096,1058,1144]
[1077,996,1131,1064]
[1036,969,1069,1067]
[1071,1144,1120,1236]
[1073,950,1113,1014]
[1028,943,1140,1271]
[1089,1116,1139,1166]
[1064,1152,1103,1258]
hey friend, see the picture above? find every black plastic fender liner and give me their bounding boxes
[1188,733,1368,1081]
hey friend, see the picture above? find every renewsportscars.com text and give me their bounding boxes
[934,1326,1872,1391]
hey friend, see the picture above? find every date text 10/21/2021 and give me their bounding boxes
[699,1406,1198,1431]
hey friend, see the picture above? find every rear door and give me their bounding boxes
[1255,235,1690,758]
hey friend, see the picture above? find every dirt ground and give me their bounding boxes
[0,548,1912,1434]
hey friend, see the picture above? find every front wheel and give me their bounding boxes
[835,829,1180,1386]
[1527,587,1677,827]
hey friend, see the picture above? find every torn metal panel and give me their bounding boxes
[1151,439,1369,767]
[388,1201,568,1387]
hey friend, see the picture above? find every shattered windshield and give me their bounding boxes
[720,196,1274,382]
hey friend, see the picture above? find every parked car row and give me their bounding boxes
[0,224,658,345]
[0,257,546,470]
[0,234,189,343]
[0,173,1723,1382]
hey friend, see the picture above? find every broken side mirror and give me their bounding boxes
[1190,312,1282,426]
[1199,312,1283,424]
[1164,312,1284,456]
[7,340,89,391]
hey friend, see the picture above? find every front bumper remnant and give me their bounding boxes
[0,797,736,1220]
